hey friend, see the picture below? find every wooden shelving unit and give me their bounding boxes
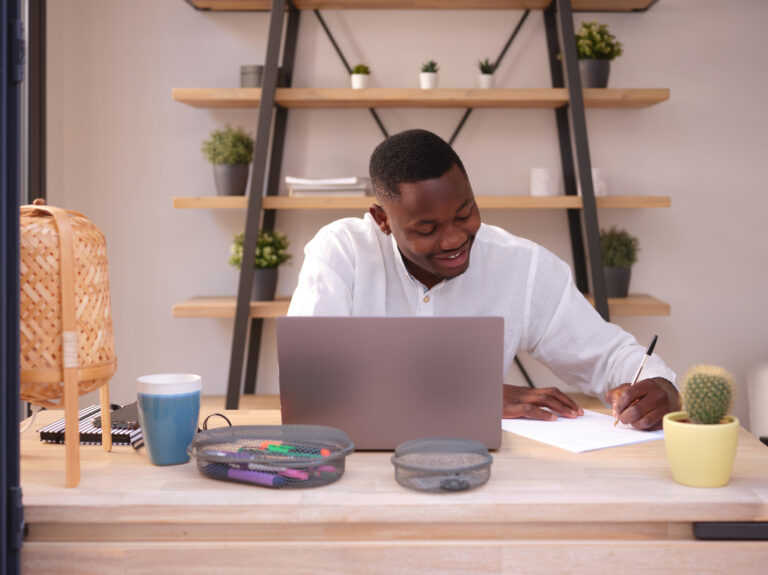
[186,1,657,12]
[174,293,669,319]
[173,195,672,211]
[172,87,670,110]
[177,0,671,407]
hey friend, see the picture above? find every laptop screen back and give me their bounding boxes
[277,317,503,450]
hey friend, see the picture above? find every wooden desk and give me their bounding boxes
[20,405,768,574]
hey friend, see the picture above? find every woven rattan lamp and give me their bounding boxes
[20,199,117,487]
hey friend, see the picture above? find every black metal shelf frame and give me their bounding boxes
[225,0,612,408]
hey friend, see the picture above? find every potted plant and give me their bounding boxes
[228,229,291,301]
[663,365,739,487]
[599,226,638,298]
[477,57,495,89]
[201,125,254,196]
[350,64,370,90]
[575,21,623,88]
[420,60,439,90]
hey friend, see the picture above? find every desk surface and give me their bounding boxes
[20,401,768,574]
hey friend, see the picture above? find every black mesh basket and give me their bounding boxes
[188,425,354,488]
[391,438,493,493]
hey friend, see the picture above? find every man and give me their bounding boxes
[288,129,679,430]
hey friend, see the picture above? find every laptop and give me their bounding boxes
[276,316,503,450]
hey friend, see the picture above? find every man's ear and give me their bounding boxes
[369,204,391,235]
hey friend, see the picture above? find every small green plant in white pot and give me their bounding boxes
[350,64,370,90]
[599,226,638,298]
[420,60,439,90]
[477,57,495,89]
[201,125,254,196]
[229,229,291,301]
[575,21,623,88]
[663,365,739,487]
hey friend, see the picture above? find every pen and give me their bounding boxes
[613,334,658,426]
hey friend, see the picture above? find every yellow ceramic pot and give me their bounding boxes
[662,411,739,487]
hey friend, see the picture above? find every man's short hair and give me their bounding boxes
[369,129,467,201]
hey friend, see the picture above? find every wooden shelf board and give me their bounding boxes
[585,293,670,317]
[173,195,671,210]
[172,88,669,109]
[172,296,290,318]
[187,1,656,12]
[174,293,669,318]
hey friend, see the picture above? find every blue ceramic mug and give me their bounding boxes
[137,374,201,466]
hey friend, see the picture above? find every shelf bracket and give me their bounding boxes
[552,0,609,321]
[314,10,388,139]
[449,9,530,147]
[226,0,291,409]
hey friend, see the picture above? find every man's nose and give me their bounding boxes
[440,225,466,251]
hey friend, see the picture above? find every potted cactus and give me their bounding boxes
[350,64,370,90]
[420,60,439,90]
[229,229,291,301]
[575,21,623,88]
[201,125,254,196]
[599,226,638,298]
[477,57,495,89]
[663,365,739,487]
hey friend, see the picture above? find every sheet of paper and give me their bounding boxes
[501,409,664,453]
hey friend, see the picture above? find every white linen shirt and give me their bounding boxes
[287,213,675,397]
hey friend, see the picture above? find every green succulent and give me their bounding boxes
[421,60,439,73]
[201,125,254,165]
[478,58,494,75]
[228,229,291,269]
[352,64,370,75]
[682,365,735,425]
[600,226,639,268]
[575,21,624,60]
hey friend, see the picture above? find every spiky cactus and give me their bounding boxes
[681,365,734,424]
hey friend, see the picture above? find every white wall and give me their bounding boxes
[47,0,768,428]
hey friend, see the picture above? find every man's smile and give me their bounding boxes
[432,240,472,269]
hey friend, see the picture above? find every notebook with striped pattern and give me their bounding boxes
[37,404,143,449]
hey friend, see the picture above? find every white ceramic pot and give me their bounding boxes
[478,74,494,89]
[419,72,438,90]
[350,74,369,90]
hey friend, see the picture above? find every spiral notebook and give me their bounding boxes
[37,404,144,449]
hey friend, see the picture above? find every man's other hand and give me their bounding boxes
[605,377,680,431]
[503,384,584,421]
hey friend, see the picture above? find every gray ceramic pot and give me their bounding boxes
[604,266,631,298]
[252,267,278,302]
[213,164,249,196]
[579,59,611,89]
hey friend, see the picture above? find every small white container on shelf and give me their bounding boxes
[529,167,559,197]
[419,72,438,90]
[478,74,495,89]
[351,74,369,90]
[576,167,608,197]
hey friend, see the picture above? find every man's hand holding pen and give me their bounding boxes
[606,377,680,431]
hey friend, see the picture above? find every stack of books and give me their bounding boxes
[285,176,372,197]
